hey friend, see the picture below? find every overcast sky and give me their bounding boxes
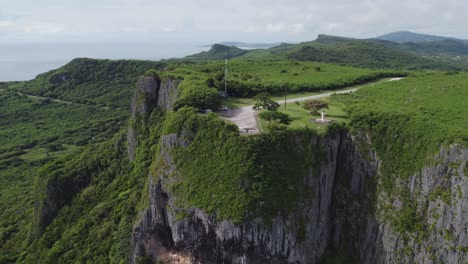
[1,0,468,44]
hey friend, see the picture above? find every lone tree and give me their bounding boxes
[302,99,329,114]
[253,92,280,111]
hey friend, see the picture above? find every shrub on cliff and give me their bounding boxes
[175,86,221,110]
[144,69,160,79]
[259,110,291,125]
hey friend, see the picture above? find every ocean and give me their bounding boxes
[0,43,208,82]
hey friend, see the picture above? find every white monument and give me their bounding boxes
[312,108,333,124]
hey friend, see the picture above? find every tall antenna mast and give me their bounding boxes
[224,58,228,96]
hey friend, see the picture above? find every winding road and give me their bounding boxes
[220,77,403,134]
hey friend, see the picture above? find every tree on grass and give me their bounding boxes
[253,92,280,111]
[302,99,329,114]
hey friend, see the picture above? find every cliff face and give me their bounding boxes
[127,76,179,161]
[132,131,379,263]
[129,78,467,263]
[378,145,468,264]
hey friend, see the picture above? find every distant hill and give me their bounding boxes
[285,35,449,69]
[186,44,248,60]
[397,39,468,57]
[187,34,467,70]
[218,42,284,49]
[8,58,164,109]
[376,31,466,43]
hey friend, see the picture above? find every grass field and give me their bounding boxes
[221,77,395,109]
[167,59,402,98]
[258,99,348,133]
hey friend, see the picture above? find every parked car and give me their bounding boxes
[217,106,229,111]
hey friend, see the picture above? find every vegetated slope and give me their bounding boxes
[287,35,468,68]
[0,59,163,263]
[334,71,468,191]
[12,67,468,263]
[218,41,283,49]
[0,91,127,263]
[331,72,468,262]
[286,35,460,69]
[4,58,165,109]
[185,44,248,60]
[376,31,466,43]
[0,57,398,262]
[166,59,403,97]
[188,35,464,70]
[397,39,468,57]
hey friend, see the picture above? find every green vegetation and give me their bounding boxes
[286,35,458,70]
[6,58,164,109]
[318,247,359,264]
[335,72,467,180]
[166,59,402,97]
[253,92,280,111]
[258,99,348,133]
[0,91,127,262]
[163,107,323,222]
[185,35,468,70]
[19,107,163,264]
[174,85,220,110]
[2,36,468,263]
[302,99,329,114]
[185,44,248,60]
[259,110,291,125]
[0,58,163,263]
[334,72,468,234]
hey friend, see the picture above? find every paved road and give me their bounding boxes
[221,78,403,133]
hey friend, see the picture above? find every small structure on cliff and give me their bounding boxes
[311,109,334,124]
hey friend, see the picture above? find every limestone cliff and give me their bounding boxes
[132,131,467,263]
[127,78,467,263]
[127,76,179,161]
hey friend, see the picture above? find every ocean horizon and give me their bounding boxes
[0,42,208,82]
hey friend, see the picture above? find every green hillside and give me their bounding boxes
[334,71,468,180]
[1,33,468,263]
[376,31,466,43]
[184,35,466,70]
[0,59,164,263]
[185,44,248,61]
[165,59,402,97]
[5,58,165,109]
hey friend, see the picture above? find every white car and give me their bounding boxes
[217,106,229,111]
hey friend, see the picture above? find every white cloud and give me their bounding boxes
[244,25,257,33]
[24,24,63,34]
[266,23,285,33]
[290,24,305,33]
[0,0,467,43]
[121,27,144,33]
[161,27,176,32]
[0,21,13,27]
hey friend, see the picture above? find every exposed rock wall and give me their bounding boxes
[127,76,179,161]
[33,167,95,238]
[378,145,468,264]
[131,131,371,263]
[132,128,468,263]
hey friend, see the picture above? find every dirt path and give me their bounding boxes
[221,78,403,134]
